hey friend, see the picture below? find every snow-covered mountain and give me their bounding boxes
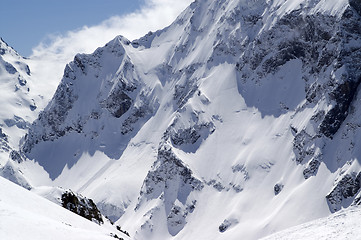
[1,0,361,239]
[0,38,42,189]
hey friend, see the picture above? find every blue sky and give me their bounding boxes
[0,0,142,56]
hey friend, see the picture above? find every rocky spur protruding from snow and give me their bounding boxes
[326,171,361,212]
[138,144,204,200]
[163,110,215,153]
[120,96,156,136]
[292,128,324,180]
[303,158,321,179]
[61,190,104,225]
[219,218,239,233]
[0,127,10,153]
[292,130,318,164]
[136,144,203,235]
[274,183,284,195]
[9,150,24,163]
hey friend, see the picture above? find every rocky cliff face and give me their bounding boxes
[61,190,104,224]
[8,0,361,239]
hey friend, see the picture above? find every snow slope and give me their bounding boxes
[262,206,361,240]
[0,176,129,240]
[0,38,47,189]
[1,0,361,239]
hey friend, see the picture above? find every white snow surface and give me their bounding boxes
[0,176,128,240]
[262,206,361,240]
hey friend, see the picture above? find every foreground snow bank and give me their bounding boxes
[0,176,126,240]
[262,206,361,240]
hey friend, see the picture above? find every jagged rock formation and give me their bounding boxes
[274,183,284,195]
[326,172,361,212]
[136,144,202,235]
[61,190,104,224]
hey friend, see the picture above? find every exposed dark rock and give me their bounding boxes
[274,183,284,195]
[219,218,238,233]
[110,233,124,240]
[25,64,31,75]
[320,79,361,138]
[21,80,78,153]
[262,41,306,74]
[232,164,250,183]
[137,145,203,235]
[121,104,150,135]
[4,61,17,74]
[0,137,10,153]
[326,172,361,212]
[29,103,37,111]
[61,190,104,224]
[206,179,226,192]
[349,0,361,16]
[317,7,361,138]
[167,205,187,236]
[293,130,316,164]
[18,76,27,86]
[173,67,201,107]
[74,55,86,74]
[0,127,8,141]
[116,225,130,237]
[140,146,203,199]
[10,150,23,163]
[169,122,215,146]
[353,196,361,205]
[163,112,215,153]
[104,89,132,118]
[303,159,321,179]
